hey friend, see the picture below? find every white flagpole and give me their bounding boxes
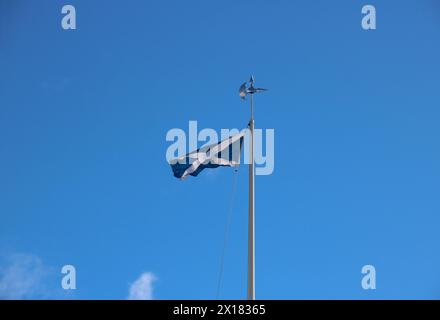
[248,89,255,300]
[240,75,265,300]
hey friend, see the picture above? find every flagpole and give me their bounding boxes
[248,90,255,300]
[240,75,265,300]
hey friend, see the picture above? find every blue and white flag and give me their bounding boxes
[170,132,245,180]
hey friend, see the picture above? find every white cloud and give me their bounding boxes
[127,272,157,300]
[0,253,51,299]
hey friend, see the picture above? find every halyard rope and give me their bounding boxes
[215,167,239,299]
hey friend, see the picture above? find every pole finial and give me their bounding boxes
[238,76,268,99]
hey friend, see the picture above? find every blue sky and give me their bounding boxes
[1,0,440,299]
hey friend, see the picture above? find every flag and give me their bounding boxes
[170,131,245,180]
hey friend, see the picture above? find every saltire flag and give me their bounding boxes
[170,131,245,180]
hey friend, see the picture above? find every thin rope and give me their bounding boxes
[215,167,239,299]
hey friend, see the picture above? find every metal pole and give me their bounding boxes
[247,93,255,300]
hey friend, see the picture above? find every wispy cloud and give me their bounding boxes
[127,272,157,300]
[0,253,52,299]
